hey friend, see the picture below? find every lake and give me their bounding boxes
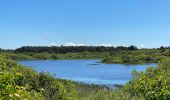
[19,60,156,86]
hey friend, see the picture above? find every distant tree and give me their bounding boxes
[15,46,116,53]
[15,45,139,53]
[128,45,138,50]
[160,46,165,52]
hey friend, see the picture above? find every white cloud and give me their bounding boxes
[77,44,86,46]
[123,44,130,47]
[138,44,145,48]
[64,42,76,46]
[64,42,86,46]
[98,44,113,47]
[50,43,59,46]
[50,42,116,47]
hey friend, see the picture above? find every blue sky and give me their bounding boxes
[0,0,170,49]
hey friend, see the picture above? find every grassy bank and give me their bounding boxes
[102,49,164,64]
[78,58,170,100]
[1,54,170,99]
[0,56,78,99]
[2,48,170,65]
[0,55,116,100]
[0,51,109,60]
[1,47,170,99]
[0,49,163,65]
[2,45,170,65]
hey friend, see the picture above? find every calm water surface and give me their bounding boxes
[19,60,156,86]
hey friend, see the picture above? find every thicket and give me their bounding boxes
[0,56,78,100]
[84,58,170,100]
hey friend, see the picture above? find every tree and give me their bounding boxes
[128,45,138,50]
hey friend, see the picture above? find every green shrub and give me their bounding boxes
[122,58,170,100]
[0,56,78,100]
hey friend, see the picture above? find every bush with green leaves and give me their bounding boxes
[121,58,170,100]
[0,56,78,100]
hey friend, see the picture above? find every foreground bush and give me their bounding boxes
[90,58,170,100]
[0,56,78,100]
[121,58,170,100]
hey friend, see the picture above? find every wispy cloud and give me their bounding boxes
[64,42,86,46]
[138,44,145,48]
[51,43,59,46]
[50,42,116,47]
[96,44,113,47]
[50,43,147,48]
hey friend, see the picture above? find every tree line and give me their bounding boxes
[15,45,138,53]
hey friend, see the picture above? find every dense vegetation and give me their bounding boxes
[15,46,137,53]
[104,47,170,64]
[79,58,170,100]
[0,56,78,99]
[102,49,160,64]
[0,51,110,60]
[0,55,112,99]
[1,46,170,64]
[1,55,170,99]
[1,46,170,99]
